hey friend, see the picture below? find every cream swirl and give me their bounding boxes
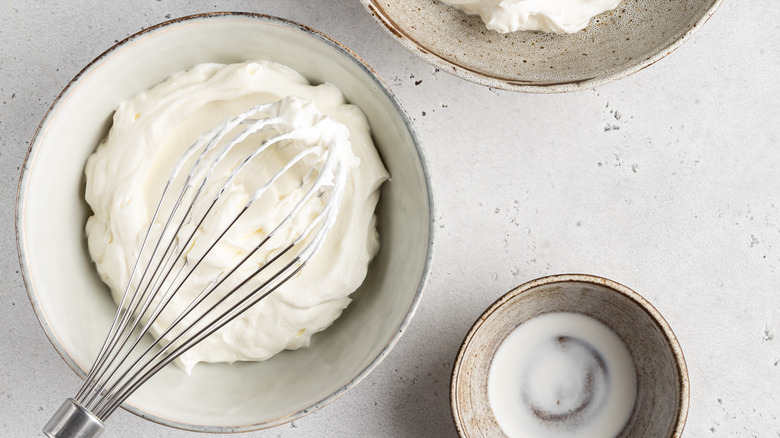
[488,312,636,437]
[440,0,622,34]
[84,61,389,372]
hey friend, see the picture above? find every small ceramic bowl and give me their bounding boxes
[451,274,688,437]
[361,0,723,92]
[17,13,432,432]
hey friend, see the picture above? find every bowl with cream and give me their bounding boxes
[17,12,432,432]
[451,274,689,437]
[361,0,724,92]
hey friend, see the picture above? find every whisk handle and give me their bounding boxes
[43,398,105,438]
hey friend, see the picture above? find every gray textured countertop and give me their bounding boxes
[2,1,778,436]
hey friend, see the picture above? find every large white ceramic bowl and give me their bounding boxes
[16,12,432,432]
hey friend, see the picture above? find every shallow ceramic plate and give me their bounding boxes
[362,0,723,92]
[17,12,433,432]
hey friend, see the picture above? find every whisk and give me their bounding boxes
[43,96,354,438]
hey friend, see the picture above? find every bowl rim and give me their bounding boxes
[360,0,725,93]
[16,11,435,433]
[449,273,690,437]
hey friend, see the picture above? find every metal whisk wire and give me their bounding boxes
[44,97,351,438]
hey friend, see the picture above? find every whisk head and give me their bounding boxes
[44,96,357,437]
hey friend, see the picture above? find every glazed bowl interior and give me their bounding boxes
[451,275,688,437]
[362,0,723,92]
[18,13,431,431]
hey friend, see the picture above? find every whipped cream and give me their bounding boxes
[84,61,389,372]
[440,0,622,34]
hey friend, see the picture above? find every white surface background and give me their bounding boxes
[1,0,778,436]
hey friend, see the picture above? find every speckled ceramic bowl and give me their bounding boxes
[361,0,723,92]
[17,13,432,433]
[451,274,689,437]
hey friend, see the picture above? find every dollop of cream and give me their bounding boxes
[440,0,622,34]
[84,61,389,372]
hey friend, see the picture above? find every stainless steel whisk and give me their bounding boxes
[43,97,353,438]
